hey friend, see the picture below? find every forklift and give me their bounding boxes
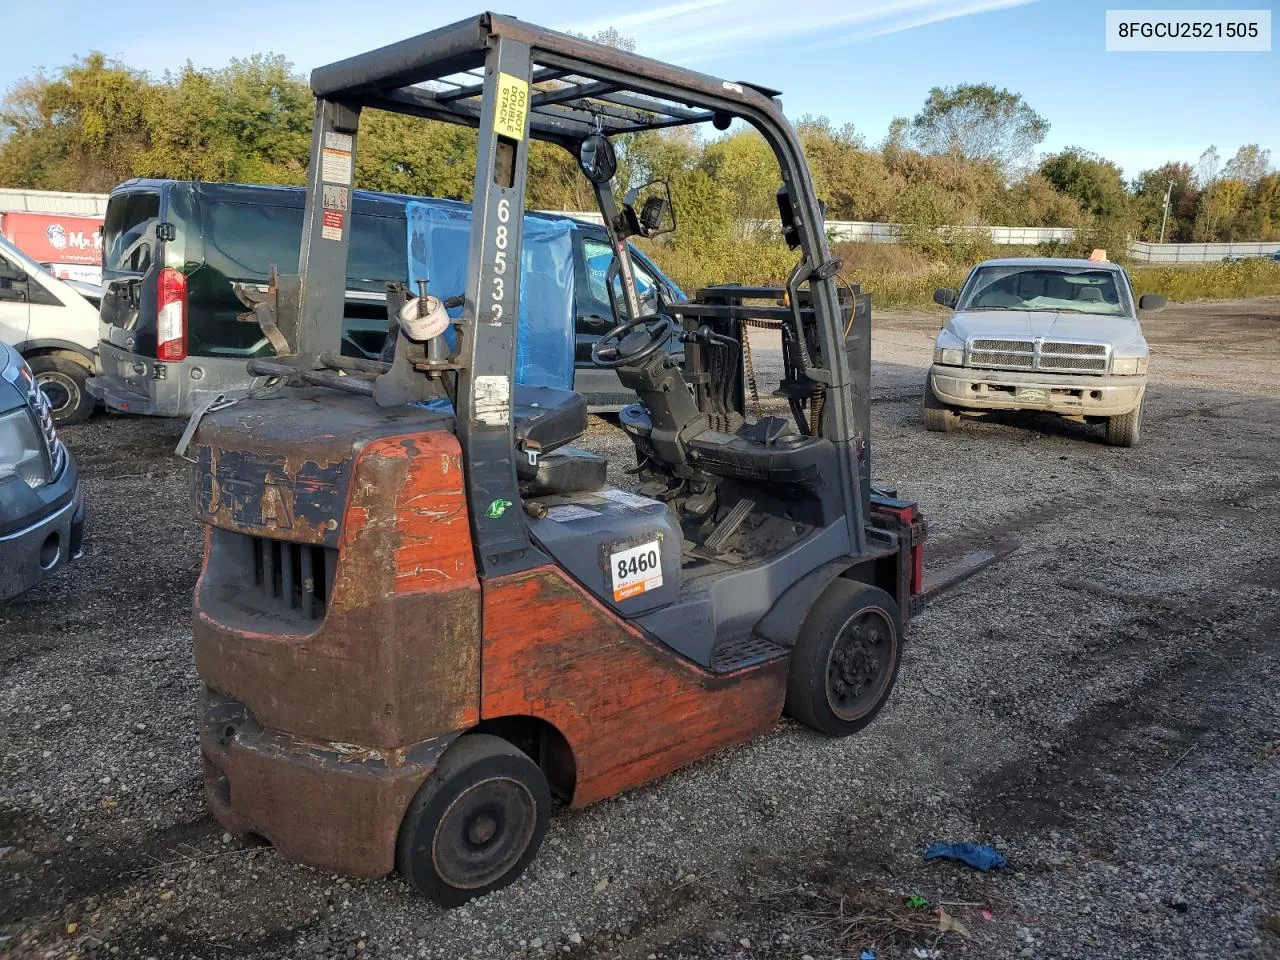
[186,13,1004,906]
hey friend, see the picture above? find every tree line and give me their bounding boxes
[2,51,1276,252]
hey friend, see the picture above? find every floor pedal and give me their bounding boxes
[704,498,755,554]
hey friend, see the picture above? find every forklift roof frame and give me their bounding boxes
[294,12,863,577]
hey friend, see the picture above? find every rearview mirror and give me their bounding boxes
[623,180,676,238]
[934,288,958,308]
[577,134,617,184]
[1138,293,1166,312]
[0,262,27,283]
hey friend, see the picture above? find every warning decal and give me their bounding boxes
[321,148,352,185]
[473,375,511,425]
[322,184,349,211]
[610,539,663,602]
[321,209,344,241]
[494,73,529,141]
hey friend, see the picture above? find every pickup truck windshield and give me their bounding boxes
[959,266,1132,317]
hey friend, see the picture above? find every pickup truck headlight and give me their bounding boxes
[0,408,49,489]
[1112,356,1149,376]
[933,346,965,366]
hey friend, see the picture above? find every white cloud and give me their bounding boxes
[562,0,1036,63]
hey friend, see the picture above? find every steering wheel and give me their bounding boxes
[590,314,675,368]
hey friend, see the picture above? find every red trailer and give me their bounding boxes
[0,212,103,283]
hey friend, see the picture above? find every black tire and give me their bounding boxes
[785,580,903,737]
[1104,399,1142,447]
[28,355,94,425]
[396,733,551,907]
[922,378,959,433]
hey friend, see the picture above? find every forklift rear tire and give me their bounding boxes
[785,581,902,737]
[396,734,551,907]
[922,379,959,433]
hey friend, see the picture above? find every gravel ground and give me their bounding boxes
[2,297,1278,960]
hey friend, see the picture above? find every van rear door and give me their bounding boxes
[99,190,163,381]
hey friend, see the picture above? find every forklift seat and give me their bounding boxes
[512,384,589,454]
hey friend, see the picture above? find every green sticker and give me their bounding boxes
[486,499,513,519]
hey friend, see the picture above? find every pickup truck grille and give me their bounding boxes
[26,377,65,477]
[969,338,1110,375]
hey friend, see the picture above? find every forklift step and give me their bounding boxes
[704,498,756,554]
[710,632,787,674]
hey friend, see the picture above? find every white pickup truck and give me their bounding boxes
[924,257,1165,447]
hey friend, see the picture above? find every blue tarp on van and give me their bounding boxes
[405,201,576,391]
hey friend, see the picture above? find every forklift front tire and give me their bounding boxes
[922,379,959,433]
[785,581,902,737]
[396,733,551,907]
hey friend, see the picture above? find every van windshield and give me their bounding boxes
[102,193,160,274]
[958,266,1133,317]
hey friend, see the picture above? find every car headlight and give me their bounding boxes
[933,346,965,366]
[0,408,49,489]
[1112,356,1149,376]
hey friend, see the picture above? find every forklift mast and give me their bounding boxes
[284,12,868,575]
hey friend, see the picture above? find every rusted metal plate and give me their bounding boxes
[200,688,454,878]
[479,566,788,807]
[193,401,480,751]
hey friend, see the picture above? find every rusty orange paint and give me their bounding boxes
[358,435,475,594]
[480,567,787,806]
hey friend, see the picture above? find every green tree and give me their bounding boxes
[1039,148,1129,220]
[0,53,157,190]
[900,83,1049,171]
[1131,162,1196,241]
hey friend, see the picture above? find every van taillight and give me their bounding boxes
[156,267,187,361]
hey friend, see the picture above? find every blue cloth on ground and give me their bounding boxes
[922,841,1007,871]
[405,201,576,390]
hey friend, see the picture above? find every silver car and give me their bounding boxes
[925,257,1166,447]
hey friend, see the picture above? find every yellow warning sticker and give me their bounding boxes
[494,73,529,141]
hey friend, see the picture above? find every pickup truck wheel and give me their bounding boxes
[785,580,902,737]
[28,355,94,426]
[396,734,550,907]
[1104,400,1143,447]
[922,378,959,432]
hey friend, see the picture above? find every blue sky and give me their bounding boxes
[4,0,1276,179]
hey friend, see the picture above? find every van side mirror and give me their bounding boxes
[1138,293,1166,312]
[933,287,958,308]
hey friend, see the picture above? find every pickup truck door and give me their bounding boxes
[0,250,31,346]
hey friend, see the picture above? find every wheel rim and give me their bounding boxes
[36,371,77,416]
[825,607,896,721]
[431,776,538,890]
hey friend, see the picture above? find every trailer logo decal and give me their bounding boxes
[610,539,663,601]
[495,73,529,141]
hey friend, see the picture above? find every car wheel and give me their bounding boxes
[28,355,94,425]
[922,378,959,432]
[785,580,903,737]
[1105,400,1142,447]
[396,734,551,907]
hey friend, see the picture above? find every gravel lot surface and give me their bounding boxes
[2,297,1278,960]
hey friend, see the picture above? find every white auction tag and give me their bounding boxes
[610,539,663,602]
